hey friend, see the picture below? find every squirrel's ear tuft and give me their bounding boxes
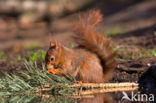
[49,41,62,50]
[49,41,56,48]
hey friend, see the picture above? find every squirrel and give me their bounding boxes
[45,9,116,83]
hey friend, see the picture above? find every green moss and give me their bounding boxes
[139,52,151,58]
[0,51,5,58]
[137,48,156,58]
[151,48,156,56]
[105,26,125,36]
[27,52,38,62]
[27,50,46,62]
[40,51,46,59]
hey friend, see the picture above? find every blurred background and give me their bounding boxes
[0,0,155,74]
[0,0,155,50]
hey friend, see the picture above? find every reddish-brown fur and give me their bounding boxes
[45,9,116,83]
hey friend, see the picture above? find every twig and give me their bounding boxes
[30,82,138,96]
[75,86,138,96]
[68,82,138,88]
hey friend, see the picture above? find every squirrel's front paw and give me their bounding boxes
[76,81,83,84]
[48,68,59,74]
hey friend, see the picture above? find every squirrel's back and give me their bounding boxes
[73,9,116,81]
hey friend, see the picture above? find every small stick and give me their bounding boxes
[29,82,138,96]
[69,82,138,88]
[74,86,138,96]
[36,82,138,92]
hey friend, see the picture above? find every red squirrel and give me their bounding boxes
[45,9,116,83]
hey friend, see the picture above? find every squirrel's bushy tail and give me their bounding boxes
[73,9,116,81]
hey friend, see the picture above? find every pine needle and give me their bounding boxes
[0,60,138,97]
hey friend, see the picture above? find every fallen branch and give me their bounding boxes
[29,83,138,97]
[30,82,138,96]
[74,86,138,95]
[68,82,138,88]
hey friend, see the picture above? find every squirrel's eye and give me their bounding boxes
[50,56,55,61]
